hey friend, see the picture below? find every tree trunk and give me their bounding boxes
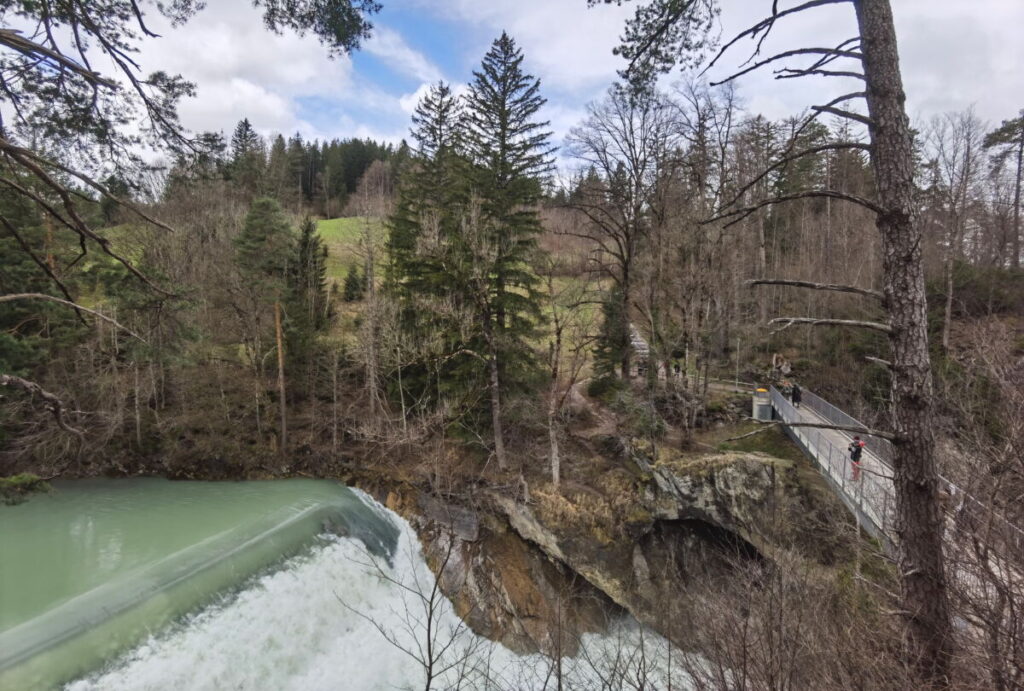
[1013,125,1023,269]
[621,268,632,379]
[758,213,769,324]
[133,361,142,448]
[855,0,953,684]
[942,218,957,351]
[484,317,507,470]
[548,403,560,489]
[275,300,287,455]
[331,352,339,454]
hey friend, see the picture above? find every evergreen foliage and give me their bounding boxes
[461,31,554,372]
[386,81,464,293]
[343,263,364,302]
[235,197,295,300]
[593,286,630,378]
[292,218,331,325]
[229,118,265,196]
[384,34,555,448]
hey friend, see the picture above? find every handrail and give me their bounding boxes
[772,386,1024,561]
[770,386,894,544]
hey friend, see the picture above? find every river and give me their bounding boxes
[0,478,689,690]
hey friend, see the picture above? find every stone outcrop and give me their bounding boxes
[376,443,849,655]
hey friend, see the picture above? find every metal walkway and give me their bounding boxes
[769,386,1024,560]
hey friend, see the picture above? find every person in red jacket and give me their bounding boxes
[849,436,866,481]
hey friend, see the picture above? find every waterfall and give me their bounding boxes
[1,480,694,690]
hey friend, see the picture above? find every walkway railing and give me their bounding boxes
[770,387,895,546]
[772,387,1024,562]
[802,390,894,464]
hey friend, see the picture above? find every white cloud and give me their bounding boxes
[365,26,444,83]
[417,0,634,97]
[399,82,433,115]
[421,0,1022,138]
[113,0,1022,152]
[132,0,352,136]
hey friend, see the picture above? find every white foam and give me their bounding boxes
[67,502,695,691]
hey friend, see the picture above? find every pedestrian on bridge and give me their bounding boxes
[849,436,865,481]
[791,383,802,408]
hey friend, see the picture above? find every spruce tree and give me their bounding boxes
[290,217,331,326]
[266,135,289,202]
[235,197,295,299]
[343,263,364,302]
[463,32,554,336]
[230,119,265,197]
[386,81,464,293]
[384,39,555,469]
[286,217,330,373]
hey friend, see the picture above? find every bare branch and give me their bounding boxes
[0,373,85,438]
[710,47,862,86]
[724,417,897,442]
[704,0,853,72]
[776,68,865,80]
[719,139,870,211]
[746,278,883,300]
[811,104,873,126]
[0,293,147,342]
[865,356,893,369]
[708,190,883,227]
[769,316,892,334]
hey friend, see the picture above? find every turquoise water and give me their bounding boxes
[0,478,396,689]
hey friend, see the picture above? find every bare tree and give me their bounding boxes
[926,110,987,350]
[565,85,679,380]
[539,257,598,488]
[338,532,491,691]
[352,161,395,431]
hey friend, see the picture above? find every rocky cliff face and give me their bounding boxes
[370,441,849,655]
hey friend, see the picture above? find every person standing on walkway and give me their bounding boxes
[849,436,865,481]
[791,383,802,408]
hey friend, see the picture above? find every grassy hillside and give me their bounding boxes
[317,216,385,283]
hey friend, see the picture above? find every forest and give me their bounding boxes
[1,1,1022,690]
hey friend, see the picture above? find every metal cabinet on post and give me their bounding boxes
[753,388,773,421]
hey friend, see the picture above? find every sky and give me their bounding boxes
[137,0,1023,155]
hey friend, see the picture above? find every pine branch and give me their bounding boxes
[622,0,704,76]
[776,68,865,81]
[0,28,117,88]
[704,0,853,72]
[719,139,869,212]
[811,104,873,126]
[0,215,85,323]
